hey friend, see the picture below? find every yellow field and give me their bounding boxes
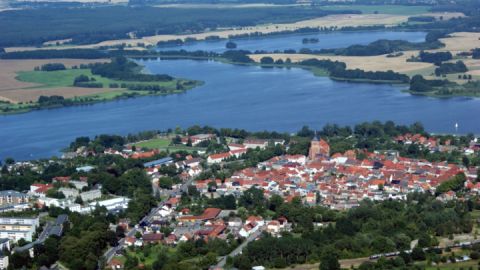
[437,32,480,53]
[250,52,435,75]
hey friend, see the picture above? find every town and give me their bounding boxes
[0,123,480,270]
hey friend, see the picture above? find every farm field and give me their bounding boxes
[437,32,480,53]
[318,4,431,15]
[249,51,434,75]
[0,59,109,103]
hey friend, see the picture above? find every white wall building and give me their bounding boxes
[80,189,102,202]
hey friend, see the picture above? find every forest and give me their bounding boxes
[322,39,444,57]
[434,61,468,76]
[0,49,108,59]
[0,6,350,47]
[88,56,173,82]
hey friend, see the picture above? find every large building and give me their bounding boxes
[80,189,102,202]
[0,191,29,206]
[0,217,39,242]
[308,135,330,160]
[178,208,221,222]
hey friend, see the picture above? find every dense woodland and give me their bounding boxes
[88,56,173,82]
[0,49,108,59]
[409,75,449,92]
[418,51,452,64]
[322,39,444,57]
[0,7,349,47]
[434,61,468,76]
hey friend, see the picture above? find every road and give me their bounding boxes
[214,226,265,268]
[103,176,195,263]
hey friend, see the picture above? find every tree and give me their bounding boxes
[207,180,218,192]
[226,41,237,49]
[238,187,266,213]
[411,247,426,261]
[159,176,174,189]
[319,247,340,270]
[4,157,14,165]
[260,56,274,65]
[436,173,466,194]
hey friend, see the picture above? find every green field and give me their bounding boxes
[133,137,207,152]
[16,68,182,90]
[134,138,171,149]
[319,5,431,15]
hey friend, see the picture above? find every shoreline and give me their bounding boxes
[0,80,204,115]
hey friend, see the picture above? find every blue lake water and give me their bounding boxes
[1,31,479,161]
[157,31,427,53]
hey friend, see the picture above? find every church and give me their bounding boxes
[308,134,330,160]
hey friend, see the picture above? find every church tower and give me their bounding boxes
[308,132,330,160]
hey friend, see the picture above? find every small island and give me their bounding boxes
[302,37,319,44]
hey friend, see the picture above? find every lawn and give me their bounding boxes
[134,138,171,149]
[126,244,177,267]
[133,137,207,152]
[319,5,431,15]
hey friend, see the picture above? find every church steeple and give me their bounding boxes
[313,130,319,141]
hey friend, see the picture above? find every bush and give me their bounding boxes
[470,251,480,260]
[40,63,66,71]
[260,56,274,65]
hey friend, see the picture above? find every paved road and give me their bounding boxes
[103,176,195,263]
[214,226,265,268]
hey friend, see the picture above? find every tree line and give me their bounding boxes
[232,193,476,270]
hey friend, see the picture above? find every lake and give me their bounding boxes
[1,31,479,161]
[157,31,427,53]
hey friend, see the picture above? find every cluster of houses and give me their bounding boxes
[0,174,129,216]
[207,139,285,164]
[395,133,480,155]
[29,177,130,214]
[117,203,290,257]
[195,136,480,210]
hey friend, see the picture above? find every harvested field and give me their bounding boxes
[437,32,480,53]
[250,52,434,75]
[0,87,118,104]
[0,59,110,103]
